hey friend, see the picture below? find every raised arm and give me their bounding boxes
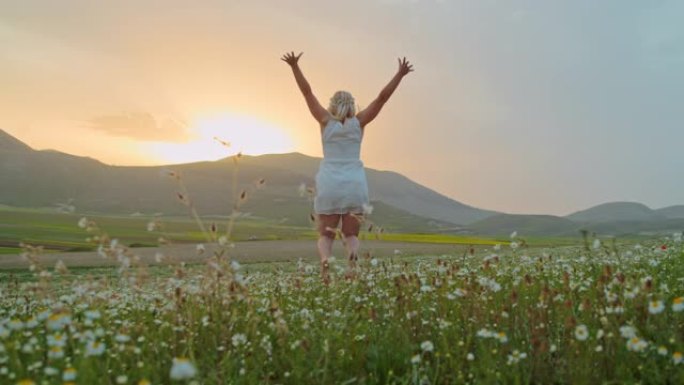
[281,51,330,126]
[357,57,414,128]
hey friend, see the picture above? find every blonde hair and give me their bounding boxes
[328,91,356,121]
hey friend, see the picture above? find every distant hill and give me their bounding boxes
[469,214,579,237]
[576,218,684,237]
[3,129,683,237]
[0,129,494,232]
[656,205,684,219]
[566,202,666,223]
[0,129,33,152]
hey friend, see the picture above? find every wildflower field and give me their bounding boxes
[1,230,683,385]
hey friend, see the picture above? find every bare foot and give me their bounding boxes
[321,261,330,285]
[344,266,357,281]
[344,252,358,280]
[344,270,357,281]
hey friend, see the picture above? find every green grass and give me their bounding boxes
[0,207,585,257]
[0,207,316,252]
[1,237,682,384]
[0,247,22,255]
[370,232,505,245]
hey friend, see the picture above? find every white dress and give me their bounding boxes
[314,116,370,215]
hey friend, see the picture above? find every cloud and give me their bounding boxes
[85,112,190,142]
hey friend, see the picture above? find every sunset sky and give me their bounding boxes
[1,0,682,215]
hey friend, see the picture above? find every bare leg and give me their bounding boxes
[342,213,363,279]
[344,235,360,266]
[317,236,334,264]
[317,214,340,283]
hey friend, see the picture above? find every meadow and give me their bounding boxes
[1,154,682,384]
[1,227,682,384]
[0,206,314,254]
[0,205,587,260]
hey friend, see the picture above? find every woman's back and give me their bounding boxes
[315,116,367,215]
[321,117,362,161]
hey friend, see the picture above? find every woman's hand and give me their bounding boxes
[281,51,303,67]
[356,57,413,127]
[282,51,329,125]
[397,57,414,77]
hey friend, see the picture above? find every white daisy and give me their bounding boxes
[649,300,665,314]
[85,340,106,356]
[63,367,77,381]
[674,352,683,365]
[169,358,197,380]
[626,337,648,353]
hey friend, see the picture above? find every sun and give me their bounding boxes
[146,113,295,164]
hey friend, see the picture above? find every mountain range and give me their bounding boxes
[1,129,683,236]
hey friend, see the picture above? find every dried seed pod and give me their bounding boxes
[232,152,242,164]
[213,137,231,147]
[176,192,189,206]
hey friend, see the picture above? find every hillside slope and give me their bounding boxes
[566,202,665,223]
[0,130,495,231]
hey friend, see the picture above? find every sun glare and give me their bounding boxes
[146,114,295,164]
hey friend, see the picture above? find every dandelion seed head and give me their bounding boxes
[575,324,589,341]
[411,354,421,365]
[420,340,434,352]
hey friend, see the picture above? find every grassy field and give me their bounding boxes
[0,207,592,259]
[2,203,683,384]
[0,232,682,384]
[0,206,314,253]
[5,202,680,384]
[0,247,22,255]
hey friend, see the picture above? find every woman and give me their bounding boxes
[282,51,413,280]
